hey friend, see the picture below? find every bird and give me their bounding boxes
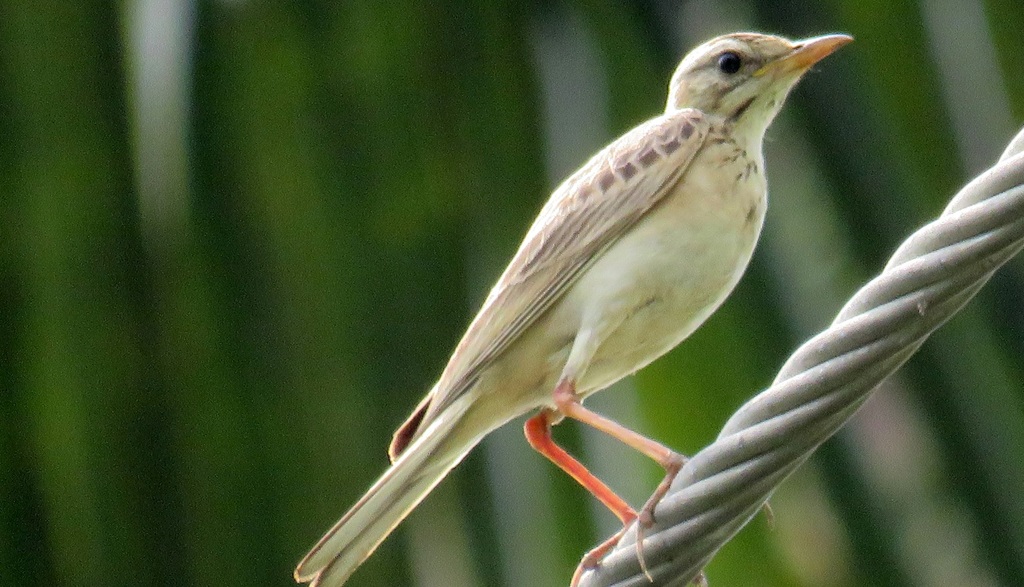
[294,31,851,587]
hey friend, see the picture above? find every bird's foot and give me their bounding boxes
[570,524,632,587]
[634,450,687,581]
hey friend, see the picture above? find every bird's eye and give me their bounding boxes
[717,52,742,74]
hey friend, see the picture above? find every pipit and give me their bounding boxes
[295,32,851,587]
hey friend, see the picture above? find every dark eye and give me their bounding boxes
[717,52,742,74]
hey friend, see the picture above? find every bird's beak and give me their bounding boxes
[754,34,853,77]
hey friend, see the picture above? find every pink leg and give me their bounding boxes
[535,379,688,582]
[524,410,639,586]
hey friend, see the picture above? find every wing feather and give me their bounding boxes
[412,108,709,435]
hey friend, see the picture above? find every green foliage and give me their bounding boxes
[1,1,1023,586]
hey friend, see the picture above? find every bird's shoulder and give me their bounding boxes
[556,108,710,207]
[514,108,712,277]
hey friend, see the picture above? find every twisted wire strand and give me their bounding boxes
[578,126,1024,587]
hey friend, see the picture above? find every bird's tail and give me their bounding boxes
[294,392,480,587]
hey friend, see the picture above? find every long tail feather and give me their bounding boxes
[295,393,479,587]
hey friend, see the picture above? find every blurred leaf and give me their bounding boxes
[2,2,1023,587]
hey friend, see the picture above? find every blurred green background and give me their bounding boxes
[2,1,1024,586]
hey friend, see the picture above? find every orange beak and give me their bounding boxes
[755,34,853,77]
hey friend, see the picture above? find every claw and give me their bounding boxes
[570,525,632,587]
[633,450,687,581]
[761,500,776,530]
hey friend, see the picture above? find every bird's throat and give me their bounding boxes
[728,97,756,121]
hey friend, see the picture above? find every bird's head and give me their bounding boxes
[666,32,851,134]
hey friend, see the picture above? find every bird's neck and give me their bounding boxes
[721,113,768,158]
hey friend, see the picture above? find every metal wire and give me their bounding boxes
[577,126,1024,587]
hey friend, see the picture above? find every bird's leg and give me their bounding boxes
[551,379,688,582]
[524,409,638,587]
[523,409,637,523]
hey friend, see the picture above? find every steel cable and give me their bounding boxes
[577,126,1024,587]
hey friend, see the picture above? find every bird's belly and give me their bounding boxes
[572,157,766,394]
